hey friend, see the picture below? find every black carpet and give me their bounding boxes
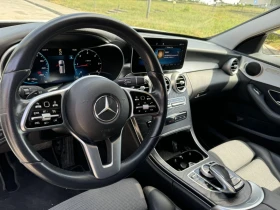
[0,152,83,210]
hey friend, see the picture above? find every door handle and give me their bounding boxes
[247,84,280,125]
[268,90,280,106]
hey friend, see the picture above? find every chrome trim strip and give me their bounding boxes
[130,117,144,142]
[72,131,122,179]
[243,61,264,78]
[268,89,280,106]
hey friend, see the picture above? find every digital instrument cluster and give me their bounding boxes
[25,48,103,85]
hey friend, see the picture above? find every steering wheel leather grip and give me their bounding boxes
[0,13,167,189]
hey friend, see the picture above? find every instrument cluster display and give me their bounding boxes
[25,48,103,85]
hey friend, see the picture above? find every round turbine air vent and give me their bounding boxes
[174,74,186,93]
[222,58,239,76]
[164,76,171,93]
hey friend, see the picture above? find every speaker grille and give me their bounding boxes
[245,62,262,76]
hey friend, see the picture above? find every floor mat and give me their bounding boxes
[0,152,84,210]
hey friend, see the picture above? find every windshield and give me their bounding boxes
[2,0,279,37]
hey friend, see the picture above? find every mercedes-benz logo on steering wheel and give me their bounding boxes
[94,95,119,122]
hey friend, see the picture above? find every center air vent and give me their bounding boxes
[164,76,171,93]
[174,74,186,93]
[222,58,239,76]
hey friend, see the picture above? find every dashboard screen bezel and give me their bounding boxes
[131,37,188,73]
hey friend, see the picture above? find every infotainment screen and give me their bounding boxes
[132,38,188,73]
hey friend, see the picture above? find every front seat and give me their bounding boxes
[50,178,180,210]
[209,140,280,194]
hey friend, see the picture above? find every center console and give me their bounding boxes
[128,37,270,210]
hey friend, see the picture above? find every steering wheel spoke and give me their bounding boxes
[122,88,160,118]
[77,134,122,179]
[20,89,66,132]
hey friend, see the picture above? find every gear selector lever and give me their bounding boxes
[209,164,244,194]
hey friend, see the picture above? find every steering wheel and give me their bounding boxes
[0,13,167,189]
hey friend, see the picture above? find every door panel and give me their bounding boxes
[192,56,280,154]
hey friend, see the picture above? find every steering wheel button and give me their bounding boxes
[32,111,41,116]
[43,121,51,126]
[42,109,49,114]
[50,109,59,114]
[34,104,42,109]
[52,118,58,123]
[43,101,50,108]
[33,121,41,126]
[143,104,149,110]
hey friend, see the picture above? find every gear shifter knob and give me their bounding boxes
[210,164,237,194]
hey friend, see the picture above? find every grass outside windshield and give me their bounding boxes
[48,0,278,38]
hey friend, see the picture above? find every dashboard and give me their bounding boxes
[0,30,239,101]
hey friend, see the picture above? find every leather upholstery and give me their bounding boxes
[209,140,280,194]
[247,142,280,181]
[144,186,181,210]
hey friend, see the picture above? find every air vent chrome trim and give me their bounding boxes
[164,76,171,94]
[173,74,187,93]
[222,58,239,76]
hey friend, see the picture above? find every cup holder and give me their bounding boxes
[166,150,204,171]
